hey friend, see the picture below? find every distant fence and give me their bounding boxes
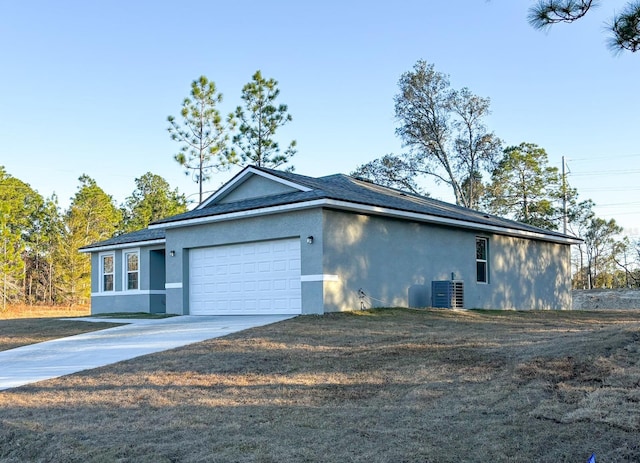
[572,289,640,310]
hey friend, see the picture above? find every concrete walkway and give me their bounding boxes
[0,315,293,391]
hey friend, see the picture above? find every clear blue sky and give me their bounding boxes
[1,1,638,237]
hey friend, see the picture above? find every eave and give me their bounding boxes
[78,238,166,254]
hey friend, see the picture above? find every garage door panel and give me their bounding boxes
[189,238,301,315]
[289,258,301,271]
[272,260,287,272]
[243,262,256,273]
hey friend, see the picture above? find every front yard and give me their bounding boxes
[1,309,639,462]
[0,318,122,352]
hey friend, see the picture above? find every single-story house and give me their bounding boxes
[80,166,581,315]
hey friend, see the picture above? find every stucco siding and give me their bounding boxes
[91,292,166,314]
[89,245,166,315]
[484,235,571,310]
[321,210,572,311]
[164,208,324,315]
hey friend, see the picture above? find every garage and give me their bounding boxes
[189,238,302,315]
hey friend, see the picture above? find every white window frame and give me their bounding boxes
[123,249,140,291]
[476,237,489,284]
[99,252,115,292]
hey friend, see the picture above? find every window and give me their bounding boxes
[124,250,139,290]
[476,237,488,283]
[101,254,115,292]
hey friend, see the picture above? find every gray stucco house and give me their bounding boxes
[80,166,581,315]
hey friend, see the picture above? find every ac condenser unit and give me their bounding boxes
[431,281,464,309]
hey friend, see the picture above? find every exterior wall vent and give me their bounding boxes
[431,281,464,309]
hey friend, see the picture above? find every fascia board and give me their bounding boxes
[79,239,166,254]
[197,166,312,209]
[151,198,582,245]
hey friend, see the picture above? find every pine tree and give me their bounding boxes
[528,1,640,53]
[122,172,187,233]
[229,70,297,169]
[24,196,62,304]
[0,204,24,310]
[0,167,44,308]
[56,175,122,305]
[484,143,565,230]
[168,76,230,204]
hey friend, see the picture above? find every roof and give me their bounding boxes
[79,227,165,252]
[150,166,580,244]
[82,166,582,252]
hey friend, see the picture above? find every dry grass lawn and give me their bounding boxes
[0,304,90,320]
[0,318,123,352]
[1,309,639,462]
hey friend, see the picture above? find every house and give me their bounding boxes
[80,166,581,315]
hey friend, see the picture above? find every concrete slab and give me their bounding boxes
[0,315,294,391]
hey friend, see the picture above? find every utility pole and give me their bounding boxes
[562,156,568,234]
[2,230,6,312]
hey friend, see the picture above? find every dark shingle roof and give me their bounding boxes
[83,166,579,251]
[79,227,165,251]
[151,167,574,241]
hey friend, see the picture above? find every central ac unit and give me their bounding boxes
[431,281,464,309]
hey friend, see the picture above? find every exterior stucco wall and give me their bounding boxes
[88,207,572,315]
[164,208,324,315]
[483,234,571,310]
[321,210,572,311]
[89,245,166,314]
[91,293,166,314]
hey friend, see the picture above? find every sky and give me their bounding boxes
[1,1,638,237]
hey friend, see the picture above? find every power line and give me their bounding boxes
[568,169,640,177]
[580,187,640,192]
[568,154,640,162]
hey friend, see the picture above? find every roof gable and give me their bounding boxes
[198,166,311,209]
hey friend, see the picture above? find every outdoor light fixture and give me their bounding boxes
[169,250,175,257]
[306,236,314,244]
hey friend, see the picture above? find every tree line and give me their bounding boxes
[0,170,186,309]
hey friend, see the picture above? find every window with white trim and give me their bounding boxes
[476,237,489,283]
[124,250,139,290]
[101,253,115,292]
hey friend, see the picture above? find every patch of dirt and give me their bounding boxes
[573,289,640,310]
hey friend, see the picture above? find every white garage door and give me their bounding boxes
[189,238,302,315]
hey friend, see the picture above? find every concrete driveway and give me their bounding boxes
[0,315,294,391]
